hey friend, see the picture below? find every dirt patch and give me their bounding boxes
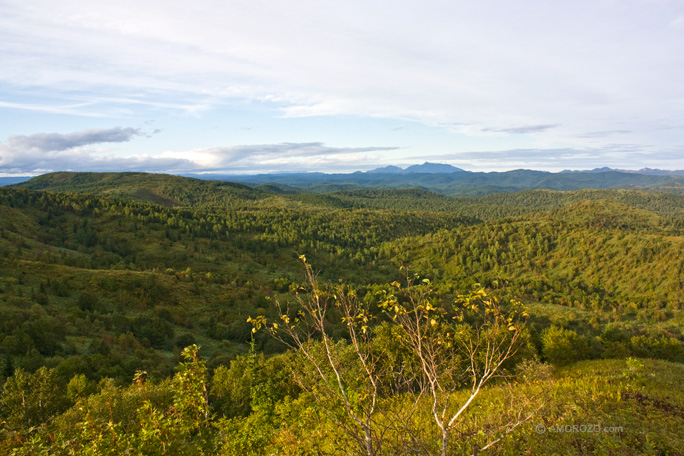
[624,392,684,419]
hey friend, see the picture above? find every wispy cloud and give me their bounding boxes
[0,128,398,174]
[0,93,211,118]
[0,127,147,174]
[0,100,110,117]
[421,148,593,163]
[481,124,559,134]
[161,143,400,172]
[4,127,142,152]
[2,2,682,131]
[578,130,632,138]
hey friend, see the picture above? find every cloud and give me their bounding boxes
[0,95,210,118]
[578,130,632,138]
[1,1,683,139]
[3,125,682,175]
[426,148,592,162]
[0,100,111,117]
[0,127,153,174]
[161,143,400,172]
[481,124,559,134]
[0,129,398,174]
[4,127,141,153]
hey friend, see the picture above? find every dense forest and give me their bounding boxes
[1,172,683,454]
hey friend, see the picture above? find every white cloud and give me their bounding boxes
[481,124,560,135]
[0,127,143,172]
[4,127,141,152]
[0,127,163,173]
[159,142,400,173]
[671,14,684,27]
[0,127,398,174]
[2,2,683,134]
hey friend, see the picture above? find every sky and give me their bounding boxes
[1,0,684,176]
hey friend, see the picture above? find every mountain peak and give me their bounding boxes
[366,165,404,174]
[404,162,465,173]
[367,162,466,174]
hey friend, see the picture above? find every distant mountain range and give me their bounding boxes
[366,162,466,174]
[217,168,684,196]
[10,167,684,199]
[5,163,684,197]
[560,167,684,176]
[0,176,34,186]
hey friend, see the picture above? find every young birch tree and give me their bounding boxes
[250,255,389,456]
[252,260,541,455]
[379,272,539,456]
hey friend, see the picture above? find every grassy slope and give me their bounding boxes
[257,358,684,455]
[493,358,684,455]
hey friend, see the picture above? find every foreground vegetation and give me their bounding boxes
[3,348,682,455]
[1,172,684,453]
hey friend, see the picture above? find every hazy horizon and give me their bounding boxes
[6,162,684,180]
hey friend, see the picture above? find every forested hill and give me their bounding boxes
[14,172,271,207]
[2,180,683,375]
[190,168,684,195]
[292,187,684,222]
[14,172,684,218]
[2,174,684,454]
[14,169,684,199]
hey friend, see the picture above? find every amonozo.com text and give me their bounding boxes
[535,423,623,434]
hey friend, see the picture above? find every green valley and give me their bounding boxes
[1,172,683,455]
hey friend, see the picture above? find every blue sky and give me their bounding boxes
[1,0,684,176]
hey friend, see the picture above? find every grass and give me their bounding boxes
[491,358,684,455]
